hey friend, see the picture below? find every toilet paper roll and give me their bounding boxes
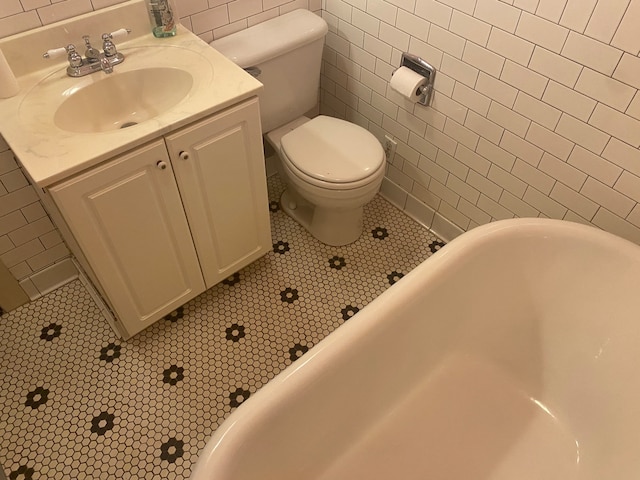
[390,66,427,102]
[0,48,19,99]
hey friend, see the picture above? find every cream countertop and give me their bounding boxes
[0,18,262,187]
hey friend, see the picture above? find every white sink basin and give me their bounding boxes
[53,67,193,133]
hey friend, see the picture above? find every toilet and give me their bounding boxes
[211,9,385,246]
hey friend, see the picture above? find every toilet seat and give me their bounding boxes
[281,151,385,191]
[280,116,384,189]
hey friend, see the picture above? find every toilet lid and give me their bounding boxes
[280,116,384,184]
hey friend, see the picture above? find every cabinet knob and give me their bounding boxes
[156,160,168,170]
[179,151,190,161]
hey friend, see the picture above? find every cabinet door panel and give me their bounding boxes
[49,140,205,337]
[167,98,271,287]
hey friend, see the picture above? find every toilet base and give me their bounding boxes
[280,189,363,246]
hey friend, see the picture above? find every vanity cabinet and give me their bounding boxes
[48,98,271,338]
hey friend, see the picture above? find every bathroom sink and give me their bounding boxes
[18,45,210,136]
[1,18,263,187]
[54,67,193,132]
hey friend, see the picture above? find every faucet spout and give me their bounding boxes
[100,55,114,74]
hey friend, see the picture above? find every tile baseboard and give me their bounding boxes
[19,257,78,300]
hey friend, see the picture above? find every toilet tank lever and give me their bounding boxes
[244,66,261,78]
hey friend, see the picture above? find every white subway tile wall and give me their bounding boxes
[0,0,323,39]
[0,135,69,281]
[320,0,640,243]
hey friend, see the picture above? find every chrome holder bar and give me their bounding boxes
[400,52,436,106]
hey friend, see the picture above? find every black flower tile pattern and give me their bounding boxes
[164,306,185,322]
[222,272,241,286]
[163,365,185,386]
[0,174,444,479]
[328,256,346,270]
[273,240,290,254]
[280,287,299,303]
[341,305,360,321]
[288,343,309,362]
[39,323,62,341]
[160,437,185,463]
[91,411,115,435]
[428,239,446,253]
[99,342,121,362]
[229,388,251,408]
[387,271,405,285]
[225,323,246,342]
[9,465,34,480]
[25,387,49,409]
[371,227,389,240]
[269,200,280,212]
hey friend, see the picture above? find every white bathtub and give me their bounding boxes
[191,218,640,480]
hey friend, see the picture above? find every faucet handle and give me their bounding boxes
[109,28,131,41]
[42,47,67,59]
[42,44,83,68]
[101,29,130,58]
[43,44,78,60]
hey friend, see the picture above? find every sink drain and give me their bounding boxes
[120,121,138,129]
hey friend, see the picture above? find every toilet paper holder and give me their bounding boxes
[398,53,436,106]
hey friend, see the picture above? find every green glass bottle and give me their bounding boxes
[147,0,178,38]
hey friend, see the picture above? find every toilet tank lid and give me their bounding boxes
[210,9,328,68]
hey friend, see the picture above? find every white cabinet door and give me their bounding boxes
[166,97,272,288]
[49,140,205,338]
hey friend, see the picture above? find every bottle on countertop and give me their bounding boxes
[146,0,178,38]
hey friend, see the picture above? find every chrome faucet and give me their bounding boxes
[83,34,113,73]
[43,29,130,77]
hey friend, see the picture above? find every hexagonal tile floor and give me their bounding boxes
[0,174,444,479]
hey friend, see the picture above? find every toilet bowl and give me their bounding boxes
[267,115,385,246]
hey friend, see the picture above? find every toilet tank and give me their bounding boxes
[210,10,328,133]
